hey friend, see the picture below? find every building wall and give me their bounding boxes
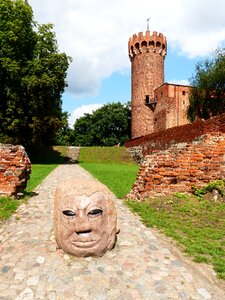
[129,31,167,138]
[153,84,191,133]
[128,30,192,139]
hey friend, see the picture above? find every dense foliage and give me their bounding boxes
[0,0,71,147]
[73,102,131,146]
[187,48,225,121]
[53,112,74,145]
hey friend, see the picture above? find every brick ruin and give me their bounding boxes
[0,144,31,197]
[125,114,225,199]
[127,29,225,199]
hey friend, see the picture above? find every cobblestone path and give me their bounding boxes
[0,164,225,300]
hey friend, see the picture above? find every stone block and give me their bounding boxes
[0,144,31,197]
[54,178,117,257]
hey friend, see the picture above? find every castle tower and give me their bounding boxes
[128,31,167,138]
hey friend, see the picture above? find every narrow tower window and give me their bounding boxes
[149,41,155,47]
[135,43,140,50]
[141,41,147,48]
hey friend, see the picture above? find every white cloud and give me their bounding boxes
[29,0,225,97]
[68,103,103,127]
[169,79,190,86]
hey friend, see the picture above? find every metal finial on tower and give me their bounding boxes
[146,18,150,31]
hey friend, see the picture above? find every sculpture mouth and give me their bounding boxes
[71,240,98,248]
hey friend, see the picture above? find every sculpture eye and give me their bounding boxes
[88,209,103,216]
[62,210,76,217]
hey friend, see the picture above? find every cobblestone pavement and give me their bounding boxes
[0,164,225,300]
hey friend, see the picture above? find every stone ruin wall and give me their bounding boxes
[125,114,225,199]
[0,144,31,197]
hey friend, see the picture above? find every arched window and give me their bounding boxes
[149,41,155,47]
[141,41,147,48]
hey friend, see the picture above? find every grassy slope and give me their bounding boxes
[26,146,67,192]
[126,195,225,279]
[79,147,139,199]
[0,197,21,221]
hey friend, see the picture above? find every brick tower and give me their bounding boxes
[128,31,167,138]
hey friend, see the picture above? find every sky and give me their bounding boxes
[28,0,225,126]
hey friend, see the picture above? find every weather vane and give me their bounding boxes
[146,18,150,31]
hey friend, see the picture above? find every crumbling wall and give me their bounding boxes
[126,113,225,161]
[126,114,225,199]
[0,144,31,197]
[127,134,225,199]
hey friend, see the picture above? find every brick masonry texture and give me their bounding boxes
[153,83,190,132]
[126,114,225,199]
[0,144,31,197]
[129,31,166,138]
[128,31,191,139]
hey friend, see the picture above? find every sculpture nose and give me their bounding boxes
[75,212,92,235]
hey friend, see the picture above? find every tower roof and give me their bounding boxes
[128,31,167,60]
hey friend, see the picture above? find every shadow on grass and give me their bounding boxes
[23,191,39,198]
[27,146,67,164]
[65,158,79,164]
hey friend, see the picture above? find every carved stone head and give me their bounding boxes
[54,178,117,257]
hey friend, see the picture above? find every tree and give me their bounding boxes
[0,0,71,147]
[54,112,74,146]
[187,48,225,122]
[73,102,131,146]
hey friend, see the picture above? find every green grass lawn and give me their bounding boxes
[0,197,21,222]
[79,147,139,198]
[26,146,67,192]
[126,195,225,279]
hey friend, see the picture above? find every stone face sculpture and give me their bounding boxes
[54,178,117,257]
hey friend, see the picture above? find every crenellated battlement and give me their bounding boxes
[128,31,167,60]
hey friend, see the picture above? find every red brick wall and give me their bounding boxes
[127,133,225,199]
[126,114,225,199]
[0,144,31,197]
[154,84,191,132]
[125,113,225,154]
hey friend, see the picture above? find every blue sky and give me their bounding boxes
[63,47,199,125]
[29,0,225,126]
